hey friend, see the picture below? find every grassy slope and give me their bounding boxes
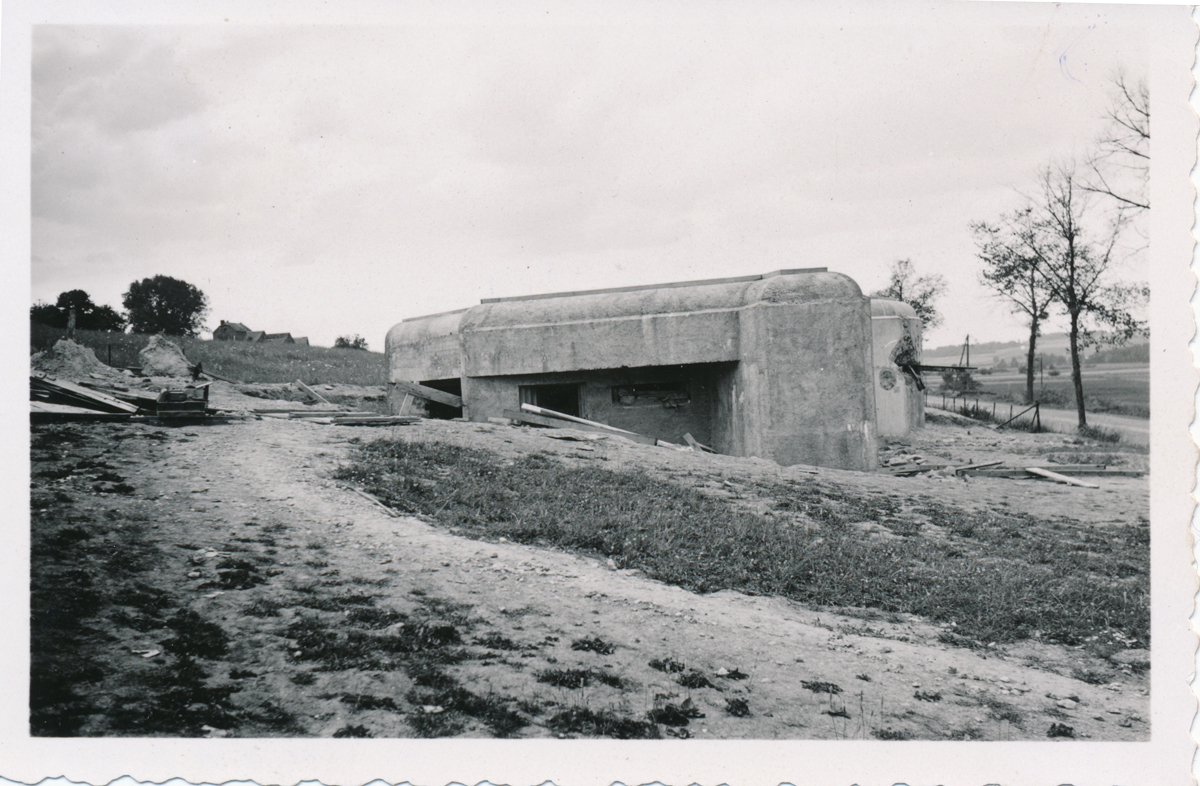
[31,324,385,385]
[337,440,1148,653]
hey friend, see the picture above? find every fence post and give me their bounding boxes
[107,345,112,365]
[1034,403,1041,431]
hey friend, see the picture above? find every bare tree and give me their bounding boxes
[1082,74,1149,214]
[870,258,948,329]
[1008,163,1144,428]
[972,210,1053,404]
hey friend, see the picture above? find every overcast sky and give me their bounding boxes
[30,3,1151,350]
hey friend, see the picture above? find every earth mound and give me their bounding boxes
[31,339,124,380]
[139,335,193,376]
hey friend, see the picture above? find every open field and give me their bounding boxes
[30,381,1149,740]
[930,363,1149,419]
[31,324,386,386]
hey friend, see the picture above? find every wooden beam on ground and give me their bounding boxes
[390,380,463,409]
[504,408,657,446]
[519,403,643,436]
[682,433,717,453]
[1025,467,1100,489]
[948,460,1004,474]
[294,379,332,405]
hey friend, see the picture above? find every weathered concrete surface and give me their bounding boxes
[871,298,924,438]
[386,309,467,384]
[733,274,877,469]
[386,269,889,470]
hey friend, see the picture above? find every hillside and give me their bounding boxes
[30,324,386,386]
[923,333,1149,367]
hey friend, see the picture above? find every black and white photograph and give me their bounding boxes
[5,1,1197,783]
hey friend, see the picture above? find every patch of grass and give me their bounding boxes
[1078,424,1123,444]
[162,610,229,660]
[333,724,373,738]
[406,686,528,738]
[537,668,624,690]
[570,635,617,655]
[337,438,1148,650]
[475,632,522,651]
[678,670,716,690]
[546,706,661,739]
[649,657,686,673]
[345,606,407,629]
[724,698,750,717]
[801,680,843,695]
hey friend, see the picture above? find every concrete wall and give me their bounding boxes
[386,309,468,384]
[734,275,877,468]
[386,269,883,470]
[870,299,924,437]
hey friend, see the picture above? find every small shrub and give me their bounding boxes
[724,698,750,717]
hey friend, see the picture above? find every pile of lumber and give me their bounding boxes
[30,373,230,423]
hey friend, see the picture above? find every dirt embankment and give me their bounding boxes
[29,399,1148,740]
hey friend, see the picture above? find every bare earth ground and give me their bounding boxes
[29,382,1149,740]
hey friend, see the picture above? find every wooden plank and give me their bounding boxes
[390,380,463,409]
[682,433,717,453]
[30,376,140,413]
[503,409,658,446]
[520,403,641,435]
[948,460,1004,474]
[1025,467,1100,489]
[294,379,332,405]
[1042,467,1143,477]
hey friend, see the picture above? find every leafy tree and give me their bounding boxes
[870,259,948,329]
[999,162,1146,428]
[334,334,369,350]
[122,275,209,336]
[30,289,127,331]
[972,211,1054,404]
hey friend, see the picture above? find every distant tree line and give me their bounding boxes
[32,275,210,337]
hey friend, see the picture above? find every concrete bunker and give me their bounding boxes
[387,269,922,471]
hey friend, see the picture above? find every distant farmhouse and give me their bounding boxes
[213,320,309,346]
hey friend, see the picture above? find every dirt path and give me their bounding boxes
[29,411,1149,740]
